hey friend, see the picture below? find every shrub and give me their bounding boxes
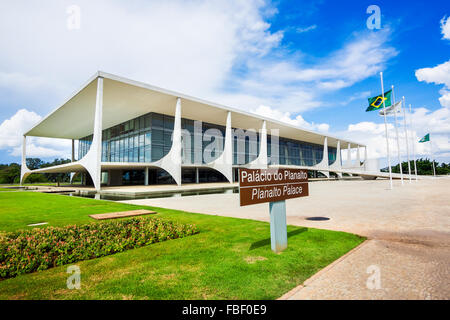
[0,217,198,279]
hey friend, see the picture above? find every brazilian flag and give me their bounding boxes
[366,90,392,112]
[419,133,430,143]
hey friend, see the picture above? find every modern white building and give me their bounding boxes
[21,71,371,191]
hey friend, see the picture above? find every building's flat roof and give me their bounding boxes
[25,71,365,148]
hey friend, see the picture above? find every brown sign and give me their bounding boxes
[239,168,309,206]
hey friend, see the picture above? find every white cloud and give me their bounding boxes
[230,29,397,112]
[0,0,395,115]
[341,106,450,163]
[415,60,450,88]
[415,17,450,109]
[0,0,282,101]
[295,29,397,85]
[441,16,450,40]
[439,89,450,108]
[296,25,317,33]
[415,60,450,108]
[339,91,372,106]
[252,105,329,132]
[0,1,401,163]
[0,109,71,159]
[0,109,41,149]
[348,121,393,135]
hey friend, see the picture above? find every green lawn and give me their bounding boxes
[0,192,153,232]
[1,182,80,187]
[0,191,365,300]
[0,188,18,192]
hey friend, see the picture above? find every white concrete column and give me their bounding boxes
[70,139,76,184]
[72,139,75,162]
[248,120,268,169]
[330,140,342,168]
[145,167,149,186]
[154,97,182,186]
[223,112,233,174]
[357,145,361,167]
[91,77,103,191]
[70,172,76,184]
[20,136,31,185]
[78,77,104,191]
[364,146,368,171]
[315,136,329,178]
[206,111,233,182]
[329,140,342,178]
[347,143,352,168]
[322,137,329,166]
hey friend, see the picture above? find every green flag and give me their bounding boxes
[366,90,392,112]
[419,133,430,143]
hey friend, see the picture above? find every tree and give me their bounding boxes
[388,158,450,176]
[26,158,44,170]
[0,158,73,185]
[41,158,72,182]
[0,163,21,184]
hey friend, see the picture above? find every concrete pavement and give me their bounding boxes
[122,178,450,299]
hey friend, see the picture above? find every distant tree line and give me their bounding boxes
[382,158,450,176]
[1,157,449,184]
[0,158,75,184]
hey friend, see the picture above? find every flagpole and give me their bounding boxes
[391,85,403,185]
[402,96,412,183]
[409,103,418,181]
[430,136,436,177]
[380,72,393,189]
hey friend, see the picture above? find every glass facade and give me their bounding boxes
[78,112,338,167]
[328,147,338,166]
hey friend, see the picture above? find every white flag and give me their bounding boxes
[379,101,402,116]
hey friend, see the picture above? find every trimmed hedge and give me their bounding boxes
[0,217,198,279]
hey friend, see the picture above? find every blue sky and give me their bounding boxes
[0,0,449,166]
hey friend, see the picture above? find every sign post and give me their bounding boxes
[239,168,309,253]
[269,200,288,253]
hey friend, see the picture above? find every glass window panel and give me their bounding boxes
[129,149,133,162]
[152,129,164,144]
[145,115,151,129]
[152,145,164,161]
[152,113,164,128]
[129,136,133,149]
[145,132,151,145]
[144,146,151,162]
[164,132,172,146]
[163,146,170,157]
[164,116,174,130]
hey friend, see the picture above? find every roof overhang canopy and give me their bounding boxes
[25,71,364,149]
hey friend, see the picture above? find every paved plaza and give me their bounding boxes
[123,178,450,299]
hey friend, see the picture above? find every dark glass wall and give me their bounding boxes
[78,112,337,167]
[328,147,337,165]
